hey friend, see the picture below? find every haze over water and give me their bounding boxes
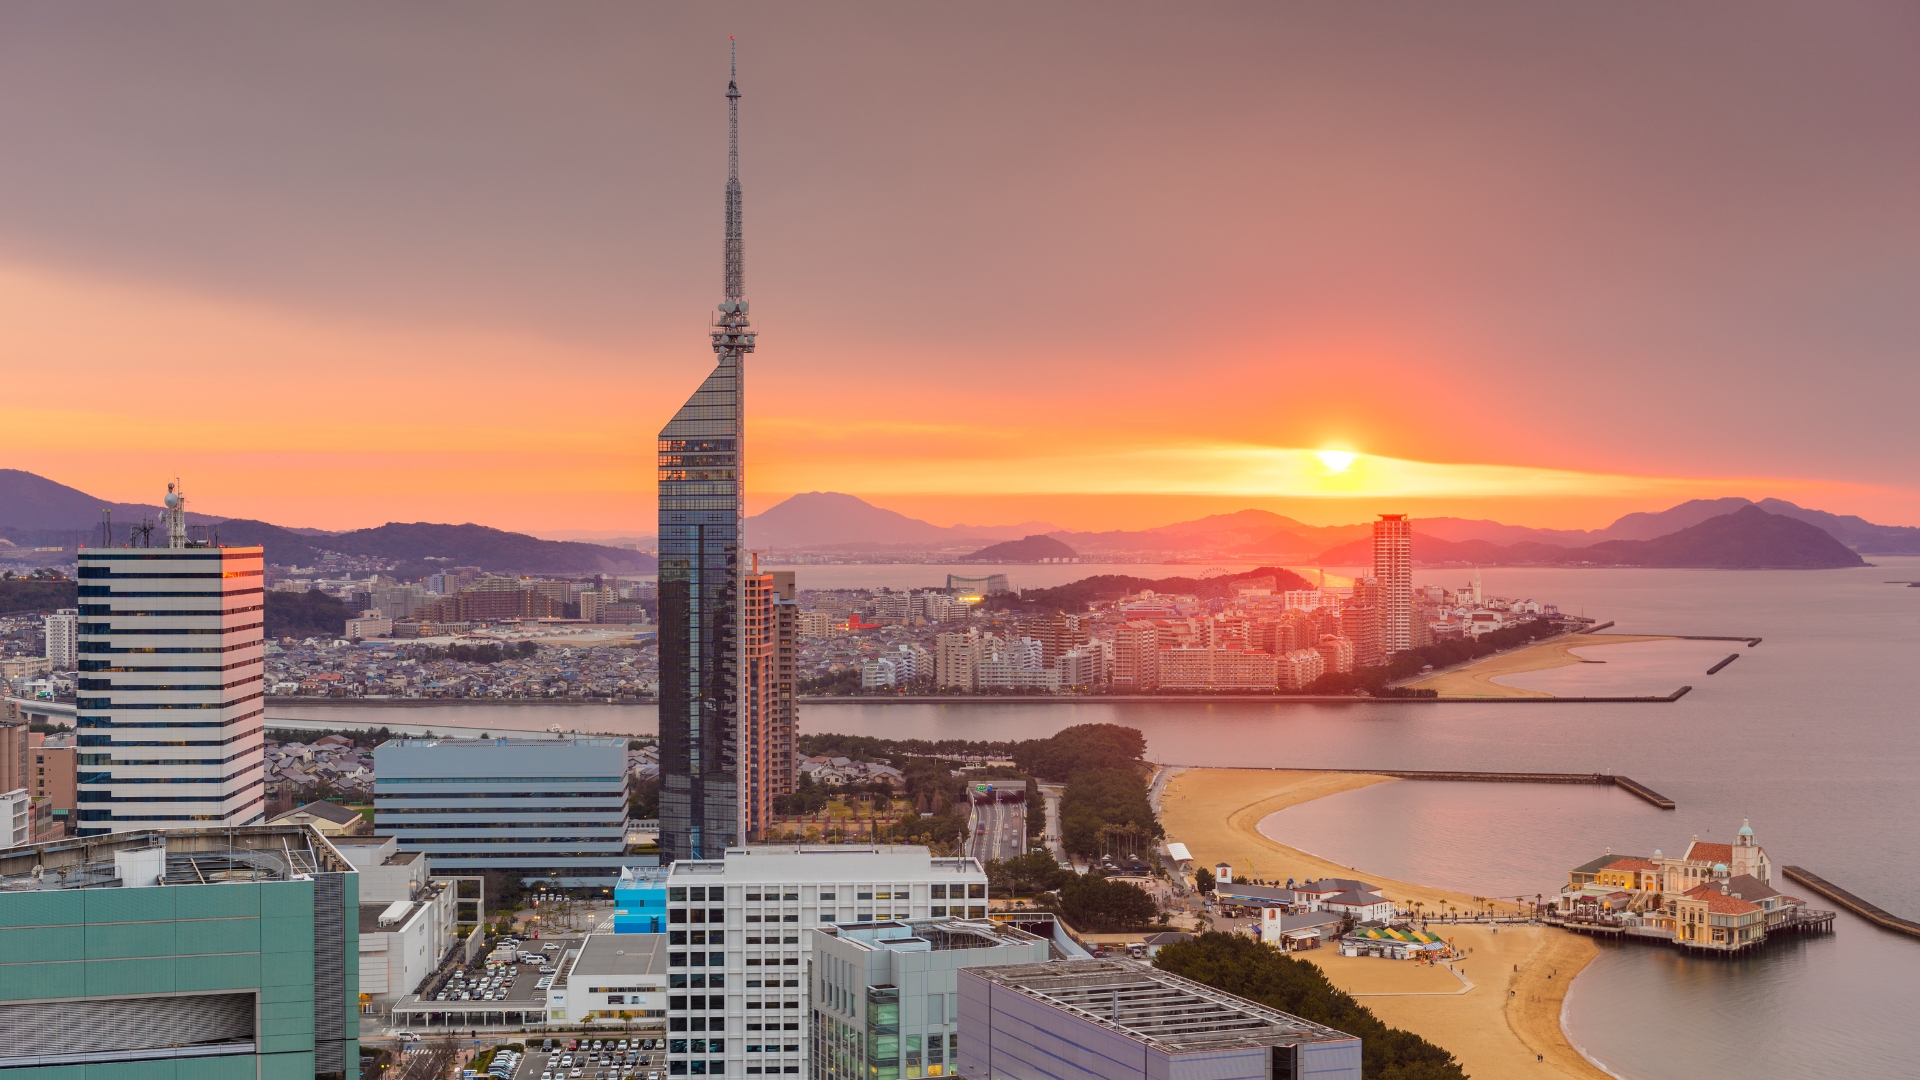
[286,560,1920,1077]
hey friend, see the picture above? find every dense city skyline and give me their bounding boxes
[3,4,1915,533]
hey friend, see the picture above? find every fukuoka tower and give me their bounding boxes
[657,47,754,862]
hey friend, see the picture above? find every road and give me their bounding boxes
[967,789,1029,864]
[1037,783,1067,866]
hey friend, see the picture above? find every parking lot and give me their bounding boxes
[508,1037,664,1080]
[389,933,594,1032]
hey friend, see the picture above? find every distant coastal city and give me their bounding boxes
[2,520,1579,708]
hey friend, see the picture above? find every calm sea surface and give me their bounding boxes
[285,560,1920,1078]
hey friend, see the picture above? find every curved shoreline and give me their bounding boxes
[1160,767,1610,1080]
[1403,633,1673,698]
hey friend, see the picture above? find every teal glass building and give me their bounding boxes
[0,825,358,1079]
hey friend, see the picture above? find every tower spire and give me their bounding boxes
[724,38,743,302]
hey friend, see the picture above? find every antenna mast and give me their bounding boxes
[165,480,189,549]
[724,38,744,302]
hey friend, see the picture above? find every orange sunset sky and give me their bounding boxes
[1,4,1915,535]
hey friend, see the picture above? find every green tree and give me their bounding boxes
[1194,867,1216,895]
[774,773,829,816]
[1155,932,1466,1080]
[264,589,348,639]
[1060,768,1163,858]
[1013,724,1147,781]
[1058,871,1159,931]
[988,849,1072,897]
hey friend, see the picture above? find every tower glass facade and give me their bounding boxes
[659,54,755,863]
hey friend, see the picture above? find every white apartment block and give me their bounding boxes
[861,659,898,690]
[43,609,78,670]
[662,846,989,1077]
[1,788,29,848]
[74,519,267,836]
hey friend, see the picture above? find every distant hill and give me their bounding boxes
[1011,566,1317,612]
[1577,505,1867,567]
[1314,533,1548,567]
[206,520,330,564]
[1317,506,1866,569]
[962,534,1079,562]
[746,492,1053,550]
[1406,516,1592,547]
[1586,497,1761,543]
[1407,498,1920,552]
[214,519,655,575]
[0,468,221,535]
[1753,498,1920,554]
[0,578,77,615]
[1055,510,1368,557]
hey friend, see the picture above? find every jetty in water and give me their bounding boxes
[1784,866,1920,940]
[1304,768,1678,809]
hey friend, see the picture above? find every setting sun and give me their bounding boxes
[1316,450,1357,473]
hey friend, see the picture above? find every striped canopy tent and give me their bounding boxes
[1355,927,1445,945]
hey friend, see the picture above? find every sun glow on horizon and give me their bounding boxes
[751,438,1872,509]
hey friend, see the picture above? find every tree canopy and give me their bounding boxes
[0,576,77,616]
[1060,768,1163,858]
[1057,871,1160,931]
[1012,723,1147,781]
[1155,932,1467,1080]
[265,589,348,639]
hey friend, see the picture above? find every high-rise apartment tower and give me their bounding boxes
[741,562,797,841]
[74,482,266,835]
[659,49,755,862]
[1373,514,1413,654]
[44,608,78,669]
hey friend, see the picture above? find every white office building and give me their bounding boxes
[662,845,989,1077]
[547,933,671,1027]
[43,609,78,670]
[334,835,479,1006]
[373,736,634,887]
[812,918,1050,1080]
[74,484,267,835]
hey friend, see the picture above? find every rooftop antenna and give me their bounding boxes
[99,509,112,549]
[165,480,189,548]
[723,37,744,304]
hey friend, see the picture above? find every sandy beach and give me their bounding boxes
[1160,768,1608,1080]
[1404,633,1672,698]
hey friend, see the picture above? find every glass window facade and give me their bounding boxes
[71,546,268,835]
